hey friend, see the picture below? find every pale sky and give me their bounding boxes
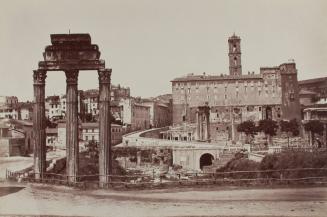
[0,0,326,101]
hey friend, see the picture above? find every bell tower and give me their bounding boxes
[228,34,242,76]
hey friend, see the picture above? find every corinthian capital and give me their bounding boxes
[65,70,79,85]
[33,69,47,84]
[98,69,112,84]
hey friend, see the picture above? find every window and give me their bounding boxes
[85,136,88,141]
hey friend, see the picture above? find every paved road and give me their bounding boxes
[0,182,326,217]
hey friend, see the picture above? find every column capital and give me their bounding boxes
[65,69,79,85]
[33,69,47,85]
[98,68,112,84]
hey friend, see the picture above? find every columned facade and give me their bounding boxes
[196,106,210,142]
[33,69,47,179]
[65,70,79,183]
[32,34,112,187]
[98,69,112,187]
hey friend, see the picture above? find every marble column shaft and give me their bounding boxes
[205,111,210,141]
[65,70,79,183]
[33,70,47,180]
[98,69,112,187]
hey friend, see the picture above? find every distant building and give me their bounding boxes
[120,98,150,131]
[0,96,18,106]
[46,128,58,147]
[303,106,327,147]
[82,89,99,117]
[299,77,327,100]
[80,122,123,145]
[17,102,33,120]
[45,95,62,119]
[111,84,130,101]
[299,89,318,107]
[141,99,172,128]
[0,105,19,119]
[171,34,301,142]
[82,85,130,121]
[0,119,33,156]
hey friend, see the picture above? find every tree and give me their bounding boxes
[257,119,278,146]
[304,120,324,147]
[237,120,257,143]
[280,119,300,147]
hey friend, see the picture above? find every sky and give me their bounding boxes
[0,0,326,101]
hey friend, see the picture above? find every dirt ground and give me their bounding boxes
[0,182,326,217]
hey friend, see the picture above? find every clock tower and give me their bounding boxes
[228,34,242,76]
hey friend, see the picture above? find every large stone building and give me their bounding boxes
[80,122,123,145]
[299,77,327,100]
[141,99,172,128]
[171,34,301,142]
[120,98,151,131]
[0,96,18,106]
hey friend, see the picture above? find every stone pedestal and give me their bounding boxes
[33,70,47,180]
[65,70,79,183]
[98,69,112,187]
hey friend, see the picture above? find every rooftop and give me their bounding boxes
[299,77,327,85]
[171,73,262,82]
[50,34,91,45]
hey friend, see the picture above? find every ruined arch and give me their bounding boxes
[199,153,214,170]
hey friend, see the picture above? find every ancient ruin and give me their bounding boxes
[33,34,112,186]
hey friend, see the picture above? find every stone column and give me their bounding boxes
[203,115,208,141]
[323,123,327,148]
[195,110,200,140]
[33,69,47,180]
[200,113,204,141]
[136,150,142,167]
[65,70,79,183]
[205,110,210,141]
[98,69,112,187]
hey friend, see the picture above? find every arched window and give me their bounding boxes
[233,44,237,52]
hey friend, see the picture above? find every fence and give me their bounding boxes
[6,167,327,189]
